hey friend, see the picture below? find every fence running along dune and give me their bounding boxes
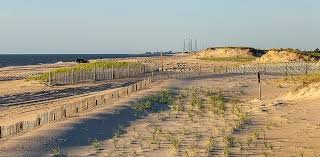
[29,62,159,85]
[224,62,320,75]
[168,62,320,75]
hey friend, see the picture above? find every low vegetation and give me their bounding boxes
[51,146,63,157]
[281,72,320,87]
[205,136,215,156]
[310,53,320,57]
[90,138,103,153]
[206,46,255,50]
[27,61,142,82]
[131,90,175,116]
[302,48,319,56]
[208,93,226,116]
[93,86,296,156]
[168,135,181,154]
[200,56,257,62]
[269,48,300,53]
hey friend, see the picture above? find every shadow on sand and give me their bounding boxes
[0,80,139,106]
[49,96,171,155]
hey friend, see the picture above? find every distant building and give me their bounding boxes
[144,51,175,55]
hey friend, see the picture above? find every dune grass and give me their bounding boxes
[290,72,320,86]
[278,72,320,89]
[27,61,142,82]
[310,53,320,57]
[207,46,255,50]
[131,90,175,116]
[200,56,257,62]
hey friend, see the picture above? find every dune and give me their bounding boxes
[258,48,316,63]
[284,82,320,100]
[193,47,257,58]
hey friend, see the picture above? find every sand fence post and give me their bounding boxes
[112,65,114,79]
[48,69,52,86]
[128,64,130,77]
[71,68,75,84]
[225,65,228,73]
[53,70,56,85]
[285,62,288,76]
[64,71,67,84]
[93,63,96,81]
[305,61,308,75]
[258,72,262,100]
[198,64,201,76]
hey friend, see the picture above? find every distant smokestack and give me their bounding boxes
[190,39,193,52]
[194,39,198,51]
[183,39,186,52]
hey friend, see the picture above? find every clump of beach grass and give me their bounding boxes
[168,135,181,155]
[51,146,63,157]
[90,138,103,153]
[279,72,320,89]
[112,124,125,138]
[151,127,162,149]
[131,90,175,116]
[223,146,230,157]
[208,93,226,116]
[205,136,215,156]
[223,134,234,147]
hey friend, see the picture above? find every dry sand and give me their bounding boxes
[1,54,320,157]
[258,49,316,63]
[193,47,256,58]
[0,62,76,81]
[2,74,314,157]
[0,62,76,97]
[0,55,231,97]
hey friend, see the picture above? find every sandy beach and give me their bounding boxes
[1,72,319,156]
[2,1,320,156]
[0,49,320,157]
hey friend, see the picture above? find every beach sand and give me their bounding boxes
[1,54,320,156]
[2,74,316,156]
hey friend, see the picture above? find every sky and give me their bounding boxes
[0,0,319,54]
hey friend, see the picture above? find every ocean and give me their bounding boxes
[0,54,153,68]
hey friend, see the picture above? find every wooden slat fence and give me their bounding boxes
[0,71,208,139]
[49,63,159,85]
[1,62,320,138]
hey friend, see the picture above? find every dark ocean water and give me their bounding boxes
[0,54,152,68]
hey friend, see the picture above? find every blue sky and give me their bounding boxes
[0,0,319,53]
